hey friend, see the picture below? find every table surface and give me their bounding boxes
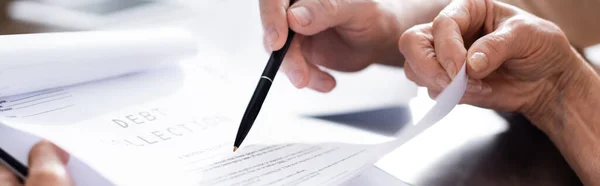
[0,2,583,185]
[319,89,582,186]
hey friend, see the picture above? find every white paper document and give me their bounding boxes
[0,57,467,185]
[0,28,196,97]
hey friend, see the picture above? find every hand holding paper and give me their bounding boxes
[399,0,578,117]
[400,1,600,185]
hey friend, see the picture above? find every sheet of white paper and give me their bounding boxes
[343,166,411,186]
[391,63,468,147]
[373,95,509,184]
[0,28,196,97]
[251,63,468,184]
[317,63,469,182]
[0,59,389,185]
[0,58,466,186]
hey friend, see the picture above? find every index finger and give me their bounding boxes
[399,23,451,90]
[260,0,292,51]
[432,0,490,77]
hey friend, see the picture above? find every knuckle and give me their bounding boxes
[483,33,509,55]
[432,13,451,29]
[431,15,465,46]
[401,27,421,39]
[399,24,432,52]
[507,16,539,34]
[433,5,467,30]
[398,30,419,50]
[507,15,570,51]
[537,20,568,42]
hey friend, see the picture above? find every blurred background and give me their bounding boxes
[0,0,41,34]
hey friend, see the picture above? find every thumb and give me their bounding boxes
[466,27,514,79]
[287,0,367,35]
[27,140,73,186]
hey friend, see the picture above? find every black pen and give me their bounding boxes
[0,147,28,182]
[233,28,296,152]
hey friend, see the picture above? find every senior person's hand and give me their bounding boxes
[399,0,583,115]
[259,0,448,92]
[399,0,600,185]
[0,140,73,186]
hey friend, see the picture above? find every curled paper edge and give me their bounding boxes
[331,62,469,185]
[380,62,468,152]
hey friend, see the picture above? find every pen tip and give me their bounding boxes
[233,146,238,152]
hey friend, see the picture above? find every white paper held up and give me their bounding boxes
[374,62,468,153]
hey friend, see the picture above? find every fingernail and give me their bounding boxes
[429,91,439,99]
[288,70,305,88]
[290,6,312,26]
[313,74,335,92]
[445,60,457,78]
[466,79,483,93]
[436,75,451,88]
[469,52,489,72]
[265,26,278,49]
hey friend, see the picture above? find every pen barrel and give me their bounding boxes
[234,79,272,146]
[244,79,273,124]
[0,147,28,180]
[260,30,295,79]
[235,29,295,148]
